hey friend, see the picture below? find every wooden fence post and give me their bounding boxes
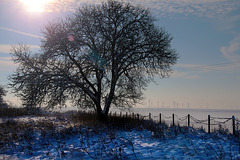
[120,112,122,118]
[188,114,190,127]
[149,113,151,120]
[159,113,161,124]
[137,114,140,123]
[208,115,210,133]
[233,115,236,136]
[126,112,128,118]
[132,113,134,119]
[173,114,175,126]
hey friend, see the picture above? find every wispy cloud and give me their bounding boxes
[46,0,101,12]
[220,35,240,62]
[171,70,200,79]
[3,0,239,19]
[44,0,240,19]
[0,57,17,71]
[0,27,43,39]
[0,44,40,54]
[175,61,240,74]
[0,45,15,54]
[119,0,240,19]
[172,61,240,79]
[0,57,12,61]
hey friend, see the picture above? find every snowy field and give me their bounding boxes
[1,113,240,159]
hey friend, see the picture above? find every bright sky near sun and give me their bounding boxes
[0,0,240,110]
[19,0,54,12]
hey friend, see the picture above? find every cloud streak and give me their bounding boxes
[44,0,240,19]
[0,27,43,39]
[0,44,40,54]
[172,61,240,79]
[0,45,15,54]
[118,0,240,19]
[171,70,200,79]
[176,61,240,74]
[0,57,17,71]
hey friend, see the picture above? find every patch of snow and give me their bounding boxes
[1,116,240,159]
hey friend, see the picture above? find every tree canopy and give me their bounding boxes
[10,0,178,120]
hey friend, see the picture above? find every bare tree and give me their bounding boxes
[0,85,7,108]
[9,0,178,121]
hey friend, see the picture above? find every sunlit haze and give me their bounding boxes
[20,0,53,12]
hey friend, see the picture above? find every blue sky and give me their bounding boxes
[0,0,240,109]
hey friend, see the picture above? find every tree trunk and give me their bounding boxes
[95,101,108,122]
[97,111,108,122]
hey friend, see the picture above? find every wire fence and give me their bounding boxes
[109,111,240,136]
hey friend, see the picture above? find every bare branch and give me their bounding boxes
[9,0,178,121]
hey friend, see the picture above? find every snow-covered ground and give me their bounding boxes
[1,114,240,159]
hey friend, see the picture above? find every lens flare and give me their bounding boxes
[67,34,75,42]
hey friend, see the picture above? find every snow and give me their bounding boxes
[1,115,240,159]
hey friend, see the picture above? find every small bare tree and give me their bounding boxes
[9,0,178,121]
[0,85,7,108]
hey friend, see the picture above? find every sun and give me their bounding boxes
[20,0,53,12]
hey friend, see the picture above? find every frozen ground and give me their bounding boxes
[1,114,240,159]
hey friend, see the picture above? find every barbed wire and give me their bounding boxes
[211,116,232,120]
[113,112,236,132]
[175,115,188,121]
[190,116,208,124]
[161,114,172,119]
[210,119,232,126]
[211,118,232,123]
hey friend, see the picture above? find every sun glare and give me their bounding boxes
[20,0,53,12]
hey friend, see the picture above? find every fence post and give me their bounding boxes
[233,115,236,136]
[173,114,175,126]
[137,114,140,123]
[126,112,128,118]
[120,112,122,118]
[188,114,190,127]
[149,113,151,120]
[132,113,135,119]
[208,115,210,133]
[159,113,161,124]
